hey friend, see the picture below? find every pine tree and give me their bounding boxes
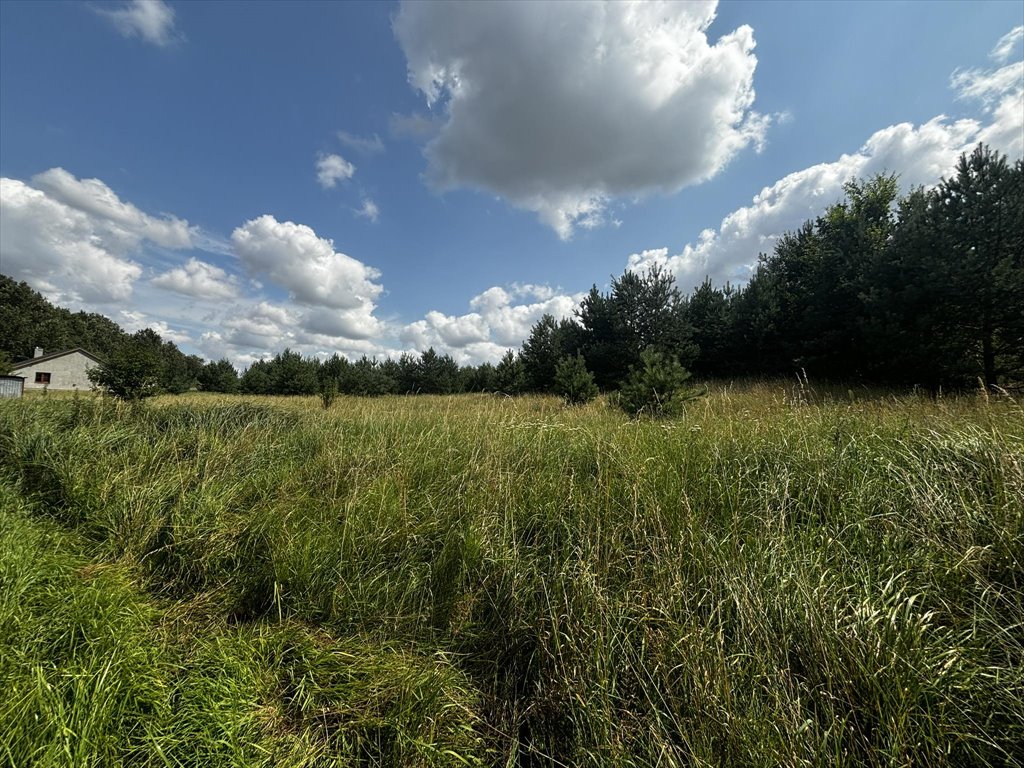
[553,354,598,405]
[617,348,702,418]
[495,351,527,395]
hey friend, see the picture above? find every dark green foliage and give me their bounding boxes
[521,314,569,392]
[570,265,698,390]
[610,264,697,367]
[696,146,1020,388]
[0,275,203,393]
[0,275,128,363]
[348,356,400,396]
[687,278,733,377]
[574,285,622,389]
[463,362,498,392]
[553,353,598,405]
[617,348,703,418]
[86,330,163,400]
[270,349,319,395]
[413,347,461,394]
[240,359,274,394]
[198,358,240,393]
[160,344,203,394]
[929,145,1023,387]
[520,264,699,393]
[494,350,527,394]
[319,378,338,409]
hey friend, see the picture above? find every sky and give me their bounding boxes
[1,0,1022,367]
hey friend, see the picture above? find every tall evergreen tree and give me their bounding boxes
[520,314,559,392]
[687,279,733,377]
[932,145,1023,387]
[495,350,527,394]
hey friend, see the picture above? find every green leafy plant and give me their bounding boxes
[86,333,162,400]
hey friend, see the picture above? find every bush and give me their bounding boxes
[319,378,338,409]
[554,354,598,405]
[617,348,703,418]
[86,334,162,400]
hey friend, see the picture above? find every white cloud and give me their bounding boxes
[337,131,385,155]
[355,199,380,223]
[220,301,299,350]
[152,257,240,299]
[119,310,192,345]
[30,168,193,249]
[990,25,1023,64]
[315,153,355,189]
[393,0,768,238]
[951,61,1024,110]
[0,170,196,304]
[420,311,491,348]
[509,283,557,301]
[231,215,381,309]
[97,0,180,47]
[230,215,385,342]
[401,284,583,364]
[628,41,1024,293]
[951,28,1024,159]
[196,297,398,368]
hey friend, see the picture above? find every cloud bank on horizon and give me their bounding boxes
[1,5,1022,369]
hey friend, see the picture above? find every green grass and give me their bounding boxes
[0,384,1021,766]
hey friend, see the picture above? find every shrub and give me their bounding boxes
[86,334,162,400]
[554,354,598,405]
[319,378,338,409]
[617,347,703,418]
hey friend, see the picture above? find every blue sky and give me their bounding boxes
[1,0,1021,366]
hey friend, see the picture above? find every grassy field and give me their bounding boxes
[0,384,1021,767]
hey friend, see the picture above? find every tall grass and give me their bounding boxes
[1,386,1021,766]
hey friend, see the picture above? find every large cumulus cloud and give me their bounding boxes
[393,0,768,238]
[0,169,195,304]
[230,214,386,342]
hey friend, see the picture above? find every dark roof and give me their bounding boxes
[0,375,26,380]
[10,347,105,369]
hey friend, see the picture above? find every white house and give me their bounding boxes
[10,347,103,391]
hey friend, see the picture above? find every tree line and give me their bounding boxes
[2,144,1019,400]
[0,279,208,395]
[520,144,1023,393]
[0,273,533,398]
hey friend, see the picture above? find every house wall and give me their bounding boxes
[16,352,98,391]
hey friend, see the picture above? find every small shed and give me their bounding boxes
[0,375,25,399]
[9,348,103,391]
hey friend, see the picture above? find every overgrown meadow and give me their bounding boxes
[1,385,1021,767]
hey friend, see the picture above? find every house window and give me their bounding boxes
[35,372,51,384]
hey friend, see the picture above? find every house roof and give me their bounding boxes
[10,348,105,369]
